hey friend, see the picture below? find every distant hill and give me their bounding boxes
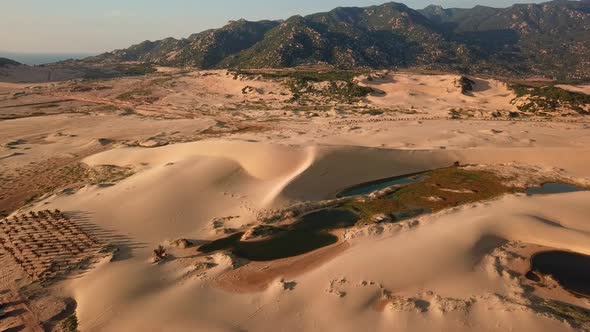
[94,20,279,68]
[0,57,22,67]
[89,1,590,80]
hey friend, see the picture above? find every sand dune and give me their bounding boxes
[16,138,585,331]
[1,70,589,331]
[362,73,517,115]
[67,190,590,332]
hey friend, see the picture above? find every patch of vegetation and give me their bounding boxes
[83,64,156,80]
[150,75,178,88]
[449,108,462,119]
[60,314,79,332]
[120,63,156,76]
[200,209,358,261]
[540,299,590,330]
[232,69,373,104]
[6,162,134,215]
[232,69,361,82]
[342,167,513,224]
[116,89,154,102]
[93,105,120,113]
[200,167,518,260]
[200,124,268,136]
[82,69,118,80]
[119,108,137,116]
[509,84,590,115]
[86,165,134,185]
[153,245,167,263]
[286,77,373,104]
[24,193,43,205]
[324,81,374,103]
[509,111,521,118]
[449,108,477,119]
[281,105,333,113]
[360,109,385,116]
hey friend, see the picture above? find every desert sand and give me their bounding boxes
[362,73,518,116]
[557,84,590,95]
[1,69,589,331]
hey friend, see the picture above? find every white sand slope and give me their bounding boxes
[362,73,517,115]
[23,138,588,332]
[557,84,590,95]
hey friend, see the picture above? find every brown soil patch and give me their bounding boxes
[0,290,44,332]
[215,241,349,293]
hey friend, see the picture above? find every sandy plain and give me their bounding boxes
[0,68,589,331]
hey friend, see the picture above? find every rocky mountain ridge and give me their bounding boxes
[89,1,590,80]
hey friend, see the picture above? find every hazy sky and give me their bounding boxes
[1,0,547,54]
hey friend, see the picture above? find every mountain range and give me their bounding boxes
[90,1,590,80]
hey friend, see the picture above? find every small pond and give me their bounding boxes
[201,171,590,263]
[526,182,587,196]
[528,250,590,297]
[199,209,359,261]
[338,173,427,198]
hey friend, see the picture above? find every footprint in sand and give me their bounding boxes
[326,278,348,298]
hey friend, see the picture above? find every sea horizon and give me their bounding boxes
[0,51,97,66]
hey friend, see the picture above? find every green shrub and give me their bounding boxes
[61,314,79,332]
[509,84,590,114]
